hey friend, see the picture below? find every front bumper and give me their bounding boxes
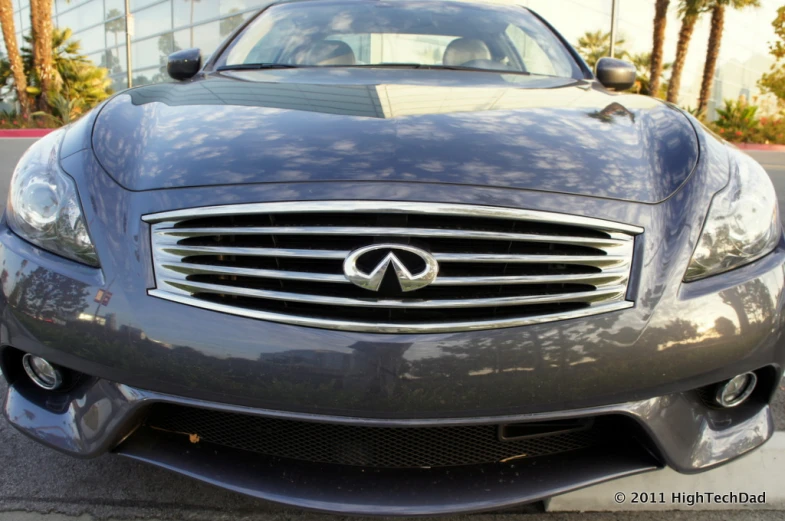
[2,371,776,515]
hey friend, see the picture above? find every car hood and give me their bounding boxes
[91,69,699,203]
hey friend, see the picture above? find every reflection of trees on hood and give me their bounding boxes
[721,278,774,335]
[588,102,636,124]
[10,267,90,320]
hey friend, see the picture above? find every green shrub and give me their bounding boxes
[750,116,785,144]
[712,98,760,143]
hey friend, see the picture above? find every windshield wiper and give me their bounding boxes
[217,63,533,75]
[430,65,531,75]
[323,63,531,75]
[217,63,302,71]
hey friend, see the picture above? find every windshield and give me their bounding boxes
[216,0,582,78]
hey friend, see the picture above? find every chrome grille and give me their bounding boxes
[144,201,641,333]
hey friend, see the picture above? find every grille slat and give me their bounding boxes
[157,226,629,248]
[159,261,628,287]
[160,245,349,259]
[145,201,641,333]
[163,279,628,308]
[160,262,350,283]
[433,253,627,266]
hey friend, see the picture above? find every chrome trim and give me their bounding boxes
[159,245,349,259]
[149,290,636,334]
[158,263,628,287]
[159,263,348,283]
[162,279,627,308]
[143,200,644,234]
[155,226,630,248]
[432,271,629,287]
[159,246,627,266]
[432,253,629,266]
[145,201,641,333]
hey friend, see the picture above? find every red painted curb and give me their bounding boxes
[0,129,56,138]
[735,143,785,152]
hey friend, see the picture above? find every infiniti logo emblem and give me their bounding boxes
[343,244,439,292]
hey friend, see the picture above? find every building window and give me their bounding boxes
[102,45,127,74]
[173,18,222,56]
[132,1,173,40]
[73,24,106,54]
[105,0,125,21]
[174,0,221,30]
[57,1,104,33]
[132,35,169,69]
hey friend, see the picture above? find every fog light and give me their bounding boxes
[716,372,757,408]
[22,354,63,390]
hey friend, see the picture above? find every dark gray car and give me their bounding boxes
[1,0,783,515]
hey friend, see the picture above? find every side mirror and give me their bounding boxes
[167,48,202,81]
[596,57,637,92]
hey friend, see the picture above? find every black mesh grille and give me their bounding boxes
[146,405,623,469]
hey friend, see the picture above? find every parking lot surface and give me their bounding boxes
[0,138,783,520]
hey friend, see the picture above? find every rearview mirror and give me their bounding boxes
[167,48,202,81]
[595,57,636,92]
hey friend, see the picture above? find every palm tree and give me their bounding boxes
[697,0,760,115]
[650,0,671,98]
[575,31,627,71]
[29,0,56,111]
[22,28,112,120]
[105,9,125,49]
[0,0,31,117]
[631,52,672,96]
[667,0,710,104]
[105,9,125,74]
[186,0,202,47]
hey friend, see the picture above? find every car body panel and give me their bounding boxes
[91,70,699,203]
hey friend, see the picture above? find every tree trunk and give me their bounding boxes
[29,0,55,112]
[649,0,670,98]
[698,4,726,116]
[0,0,31,118]
[667,14,698,104]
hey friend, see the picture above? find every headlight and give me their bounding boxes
[6,130,99,267]
[685,149,780,281]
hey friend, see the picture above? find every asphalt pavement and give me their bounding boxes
[0,138,784,520]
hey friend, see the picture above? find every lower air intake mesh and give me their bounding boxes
[146,404,624,468]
